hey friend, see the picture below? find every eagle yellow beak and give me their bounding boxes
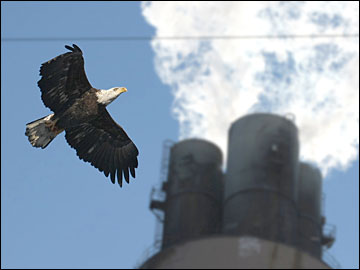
[120,87,127,93]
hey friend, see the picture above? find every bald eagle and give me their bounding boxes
[25,44,139,187]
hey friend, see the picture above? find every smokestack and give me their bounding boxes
[139,113,337,269]
[157,139,223,249]
[297,162,323,258]
[223,113,299,247]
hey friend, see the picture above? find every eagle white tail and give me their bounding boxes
[25,114,63,149]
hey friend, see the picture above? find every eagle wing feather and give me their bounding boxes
[37,44,92,113]
[64,109,139,187]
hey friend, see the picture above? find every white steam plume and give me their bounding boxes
[141,1,359,176]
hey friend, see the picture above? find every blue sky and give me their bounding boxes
[1,2,359,269]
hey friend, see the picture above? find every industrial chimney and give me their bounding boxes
[139,113,337,269]
[223,113,299,246]
[297,162,333,259]
[151,139,223,249]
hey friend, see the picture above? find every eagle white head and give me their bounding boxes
[96,87,127,106]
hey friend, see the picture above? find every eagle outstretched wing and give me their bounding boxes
[37,44,92,113]
[64,109,139,187]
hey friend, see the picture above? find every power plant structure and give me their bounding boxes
[137,113,337,269]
